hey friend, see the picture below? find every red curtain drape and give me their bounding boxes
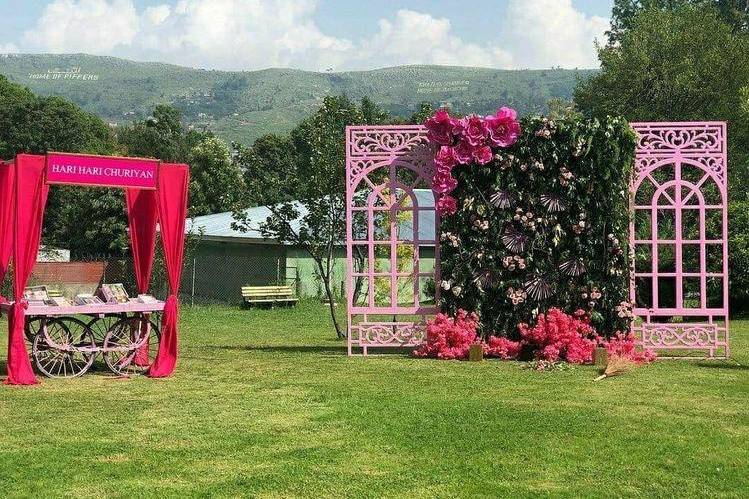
[6,155,48,385]
[0,161,13,303]
[125,188,159,366]
[148,163,189,378]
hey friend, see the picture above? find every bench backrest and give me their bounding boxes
[242,286,295,297]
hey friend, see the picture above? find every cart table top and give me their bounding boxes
[0,299,165,316]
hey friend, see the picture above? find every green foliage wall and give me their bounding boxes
[440,116,636,337]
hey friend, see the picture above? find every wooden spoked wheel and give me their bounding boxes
[103,316,161,377]
[86,314,126,343]
[25,317,43,343]
[32,317,96,378]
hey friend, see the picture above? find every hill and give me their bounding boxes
[0,53,595,145]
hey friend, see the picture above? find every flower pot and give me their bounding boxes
[593,347,608,367]
[469,344,484,362]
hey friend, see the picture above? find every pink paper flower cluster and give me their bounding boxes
[518,308,599,364]
[604,332,657,364]
[413,309,523,360]
[425,108,521,216]
[484,335,523,360]
[413,309,481,360]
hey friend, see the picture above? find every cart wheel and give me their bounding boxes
[32,317,96,378]
[25,317,43,343]
[86,314,125,344]
[103,316,161,377]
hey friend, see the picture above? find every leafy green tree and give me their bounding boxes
[188,136,246,217]
[607,1,748,44]
[577,5,749,312]
[232,134,299,206]
[234,96,391,338]
[0,76,124,256]
[576,7,749,192]
[117,104,202,162]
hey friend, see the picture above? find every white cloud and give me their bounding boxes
[355,10,513,70]
[13,0,607,70]
[0,43,18,54]
[504,0,607,68]
[22,0,140,54]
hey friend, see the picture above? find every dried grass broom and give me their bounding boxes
[594,356,637,381]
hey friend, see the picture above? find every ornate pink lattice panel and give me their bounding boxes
[630,122,729,358]
[345,125,439,355]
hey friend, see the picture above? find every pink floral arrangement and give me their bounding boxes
[484,335,523,360]
[604,332,657,364]
[518,308,599,364]
[424,108,521,216]
[413,309,481,360]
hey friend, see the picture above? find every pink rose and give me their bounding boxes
[434,146,458,172]
[485,107,521,148]
[425,109,457,146]
[460,114,488,147]
[454,140,475,164]
[472,145,493,165]
[436,195,458,216]
[432,172,458,194]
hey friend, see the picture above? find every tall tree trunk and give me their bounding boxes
[315,257,344,339]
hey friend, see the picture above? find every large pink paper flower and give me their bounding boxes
[432,172,458,194]
[485,107,521,148]
[454,140,475,164]
[473,145,493,165]
[460,114,488,147]
[434,145,458,172]
[436,195,458,216]
[425,109,457,146]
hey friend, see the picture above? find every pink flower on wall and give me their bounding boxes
[424,107,521,217]
[454,141,475,165]
[435,146,458,171]
[433,172,458,194]
[473,145,493,165]
[436,195,458,216]
[461,115,488,147]
[425,109,458,146]
[485,107,521,148]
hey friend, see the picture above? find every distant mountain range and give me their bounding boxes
[0,53,595,145]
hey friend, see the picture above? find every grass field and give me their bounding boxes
[0,301,747,497]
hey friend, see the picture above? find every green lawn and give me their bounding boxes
[0,302,747,498]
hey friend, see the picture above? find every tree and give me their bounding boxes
[576,6,749,193]
[607,1,749,44]
[234,96,391,338]
[577,5,749,311]
[0,76,125,256]
[117,104,202,162]
[232,134,298,206]
[188,136,246,217]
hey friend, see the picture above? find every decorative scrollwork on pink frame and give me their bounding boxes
[641,324,716,347]
[632,122,724,155]
[348,126,430,157]
[356,322,427,346]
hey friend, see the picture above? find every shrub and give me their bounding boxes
[604,332,656,364]
[431,111,635,337]
[413,309,480,360]
[518,308,599,364]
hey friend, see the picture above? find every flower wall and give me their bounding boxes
[427,110,636,338]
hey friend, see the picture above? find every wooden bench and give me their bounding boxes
[47,289,63,298]
[241,285,298,307]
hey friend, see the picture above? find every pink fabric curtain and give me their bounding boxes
[0,161,13,303]
[6,155,48,385]
[125,189,158,294]
[148,163,189,378]
[125,188,159,367]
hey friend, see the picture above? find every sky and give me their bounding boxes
[0,0,615,71]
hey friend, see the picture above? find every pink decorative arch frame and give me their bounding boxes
[630,122,729,358]
[345,125,439,355]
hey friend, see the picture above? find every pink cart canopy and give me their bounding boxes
[0,153,189,385]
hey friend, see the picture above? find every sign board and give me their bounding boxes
[46,152,159,189]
